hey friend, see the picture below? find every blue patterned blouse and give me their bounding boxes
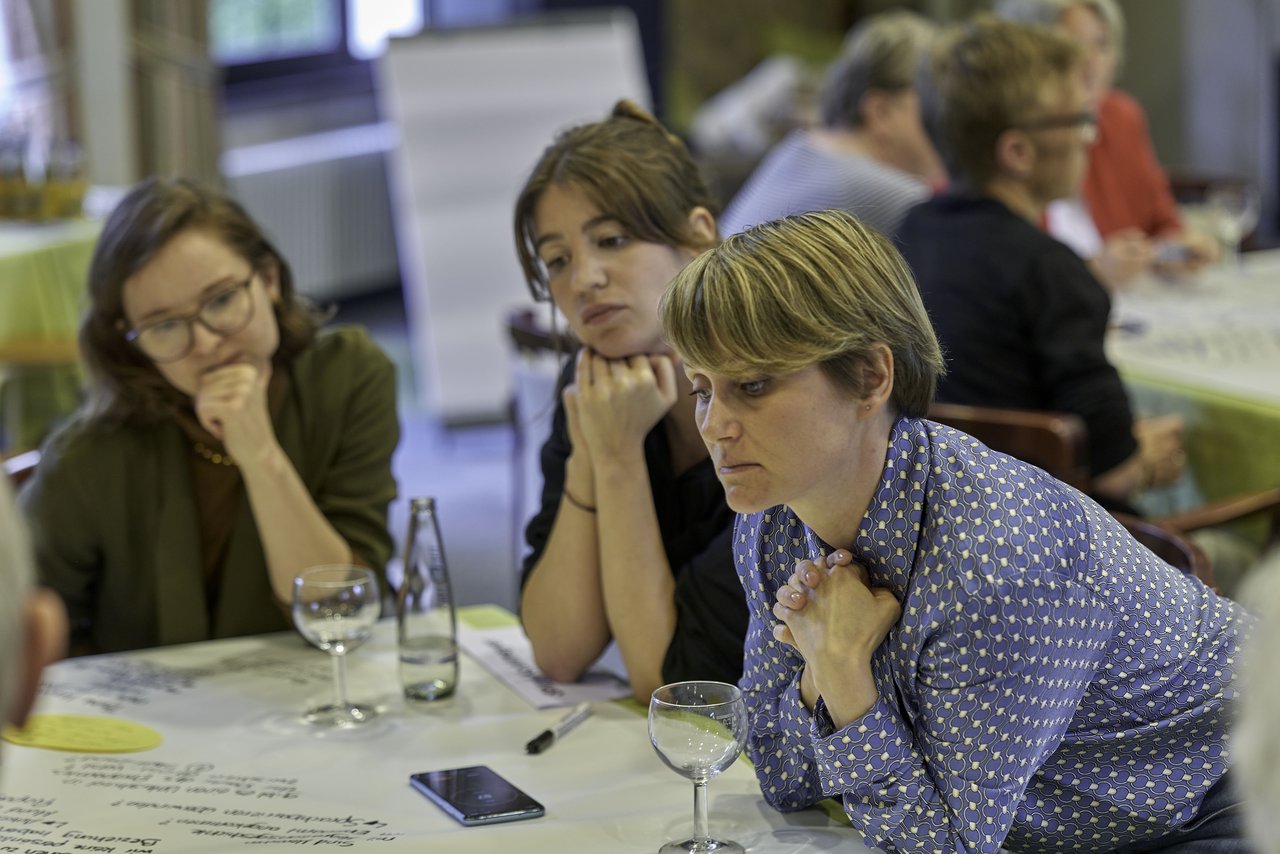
[737,418,1253,853]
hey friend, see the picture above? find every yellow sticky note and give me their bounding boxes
[2,714,162,753]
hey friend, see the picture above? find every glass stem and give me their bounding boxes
[331,650,349,709]
[692,778,709,848]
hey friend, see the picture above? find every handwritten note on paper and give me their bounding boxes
[38,650,332,715]
[2,714,162,753]
[457,624,630,709]
[0,760,402,852]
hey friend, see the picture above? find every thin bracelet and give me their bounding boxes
[563,486,597,514]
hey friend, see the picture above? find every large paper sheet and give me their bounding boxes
[457,624,629,709]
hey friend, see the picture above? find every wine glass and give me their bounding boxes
[648,681,749,854]
[292,565,381,728]
[1205,182,1260,269]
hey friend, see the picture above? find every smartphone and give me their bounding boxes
[409,765,545,827]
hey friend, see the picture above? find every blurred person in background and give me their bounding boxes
[719,9,945,239]
[0,479,65,742]
[514,101,747,703]
[21,178,398,655]
[899,15,1184,515]
[1235,548,1280,854]
[997,0,1219,288]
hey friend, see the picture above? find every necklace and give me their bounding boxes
[193,440,236,467]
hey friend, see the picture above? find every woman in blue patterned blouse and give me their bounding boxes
[658,208,1254,853]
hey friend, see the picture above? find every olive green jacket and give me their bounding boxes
[21,326,399,654]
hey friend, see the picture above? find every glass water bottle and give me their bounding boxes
[397,496,458,701]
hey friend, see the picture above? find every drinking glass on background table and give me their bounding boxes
[648,681,749,854]
[1205,182,1260,269]
[292,565,381,728]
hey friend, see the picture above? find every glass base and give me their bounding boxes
[659,838,744,854]
[302,701,377,728]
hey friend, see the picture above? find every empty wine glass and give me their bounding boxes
[1205,182,1260,269]
[292,565,381,728]
[648,681,749,853]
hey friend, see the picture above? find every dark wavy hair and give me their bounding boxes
[78,177,322,424]
[513,99,720,302]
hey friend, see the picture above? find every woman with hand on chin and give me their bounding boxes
[660,209,1252,853]
[514,100,747,702]
[21,178,398,655]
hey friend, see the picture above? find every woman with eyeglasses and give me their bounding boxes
[19,177,398,655]
[996,0,1219,287]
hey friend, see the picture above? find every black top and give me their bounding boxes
[521,358,747,686]
[898,193,1137,477]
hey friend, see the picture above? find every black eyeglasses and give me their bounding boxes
[1015,111,1099,142]
[124,274,257,363]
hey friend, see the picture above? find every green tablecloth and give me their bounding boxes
[0,219,101,451]
[1109,253,1280,546]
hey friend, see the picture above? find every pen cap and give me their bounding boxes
[526,730,555,754]
[397,497,459,702]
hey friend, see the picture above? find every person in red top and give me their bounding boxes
[1085,88,1182,239]
[998,0,1218,288]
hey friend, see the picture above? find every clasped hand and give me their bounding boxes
[561,348,679,463]
[194,361,276,463]
[773,550,901,725]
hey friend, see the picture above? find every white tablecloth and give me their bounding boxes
[1108,251,1280,406]
[0,613,856,853]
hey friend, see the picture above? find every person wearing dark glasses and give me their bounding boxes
[19,178,398,655]
[897,16,1184,515]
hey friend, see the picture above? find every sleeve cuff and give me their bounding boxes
[810,696,914,799]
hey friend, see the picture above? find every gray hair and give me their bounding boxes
[819,9,939,129]
[0,480,34,725]
[994,0,1126,69]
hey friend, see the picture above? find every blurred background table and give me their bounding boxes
[0,218,99,453]
[1108,251,1280,539]
[0,606,854,853]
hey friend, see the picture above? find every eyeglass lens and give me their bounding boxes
[132,279,255,363]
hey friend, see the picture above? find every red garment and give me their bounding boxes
[1082,89,1182,238]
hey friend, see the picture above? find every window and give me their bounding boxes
[210,0,429,81]
[210,0,343,65]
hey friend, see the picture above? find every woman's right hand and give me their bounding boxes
[772,549,898,727]
[1135,414,1186,488]
[572,348,678,464]
[1092,228,1155,291]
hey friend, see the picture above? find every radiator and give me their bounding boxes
[220,123,400,302]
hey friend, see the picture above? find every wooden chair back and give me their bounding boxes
[505,308,575,357]
[927,403,1091,492]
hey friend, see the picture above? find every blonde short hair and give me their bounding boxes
[920,15,1082,187]
[659,209,944,417]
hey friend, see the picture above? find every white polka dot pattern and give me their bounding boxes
[737,418,1253,853]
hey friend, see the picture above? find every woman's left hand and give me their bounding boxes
[194,362,277,463]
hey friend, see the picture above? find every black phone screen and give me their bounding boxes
[410,765,545,826]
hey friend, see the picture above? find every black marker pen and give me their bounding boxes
[525,702,592,754]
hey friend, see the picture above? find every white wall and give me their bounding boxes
[71,0,136,187]
[1122,0,1275,228]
